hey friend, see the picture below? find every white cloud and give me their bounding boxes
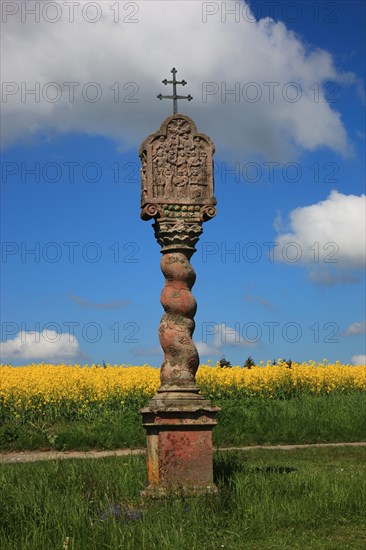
[345,321,366,336]
[1,1,357,160]
[0,331,81,362]
[132,346,162,358]
[195,340,220,357]
[273,191,366,278]
[244,294,276,310]
[308,269,359,288]
[195,322,257,357]
[351,354,366,365]
[68,294,131,310]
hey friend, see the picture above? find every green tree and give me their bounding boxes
[243,356,255,369]
[219,356,232,368]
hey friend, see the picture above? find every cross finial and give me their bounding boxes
[157,67,193,114]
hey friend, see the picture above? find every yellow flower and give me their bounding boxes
[0,361,365,422]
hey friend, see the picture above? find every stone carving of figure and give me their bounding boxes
[163,167,174,197]
[142,117,213,204]
[191,167,207,199]
[188,147,202,170]
[199,149,208,185]
[167,147,177,167]
[176,150,187,172]
[178,130,190,150]
[153,144,166,197]
[140,150,148,200]
[173,151,188,198]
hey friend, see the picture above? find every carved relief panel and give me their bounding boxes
[140,115,216,222]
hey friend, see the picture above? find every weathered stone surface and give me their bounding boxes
[139,112,220,494]
[141,408,219,496]
[140,115,217,396]
[140,114,217,223]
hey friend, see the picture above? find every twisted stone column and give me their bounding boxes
[150,219,209,407]
[159,250,198,388]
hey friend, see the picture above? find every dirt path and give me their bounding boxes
[1,442,366,464]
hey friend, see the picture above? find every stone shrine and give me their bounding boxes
[140,69,220,495]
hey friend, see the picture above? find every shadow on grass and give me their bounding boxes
[213,451,247,483]
[213,450,297,484]
[252,465,297,474]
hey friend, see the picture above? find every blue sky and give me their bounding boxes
[1,0,365,366]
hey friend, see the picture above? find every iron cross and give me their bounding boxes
[157,68,193,114]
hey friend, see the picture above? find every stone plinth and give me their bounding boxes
[141,403,220,496]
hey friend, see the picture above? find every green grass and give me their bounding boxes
[1,393,365,451]
[1,447,365,549]
[214,392,366,446]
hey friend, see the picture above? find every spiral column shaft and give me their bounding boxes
[159,251,199,389]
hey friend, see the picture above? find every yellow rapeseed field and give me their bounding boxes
[1,361,365,422]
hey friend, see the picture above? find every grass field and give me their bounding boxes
[1,392,366,451]
[1,363,365,548]
[1,446,365,549]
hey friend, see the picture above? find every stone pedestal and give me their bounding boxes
[141,389,220,495]
[139,112,219,495]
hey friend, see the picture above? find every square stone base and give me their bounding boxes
[141,405,220,496]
